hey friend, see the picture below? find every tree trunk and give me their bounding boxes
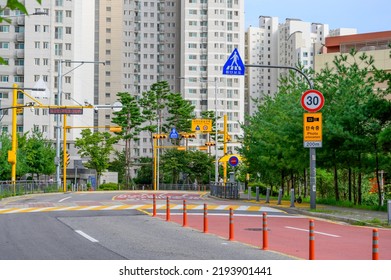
[375,147,382,208]
[358,153,362,205]
[334,162,340,201]
[348,168,352,202]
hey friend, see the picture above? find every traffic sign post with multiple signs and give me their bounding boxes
[301,89,325,210]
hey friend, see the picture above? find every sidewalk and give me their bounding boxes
[241,193,390,228]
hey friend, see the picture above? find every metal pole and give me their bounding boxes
[63,114,67,192]
[214,77,219,183]
[56,60,62,189]
[310,148,316,209]
[245,64,316,209]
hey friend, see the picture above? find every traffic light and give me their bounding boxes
[65,151,70,167]
[180,133,196,139]
[153,134,167,139]
[205,141,216,146]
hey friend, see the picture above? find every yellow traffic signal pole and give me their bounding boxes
[153,137,157,191]
[223,114,228,184]
[10,84,18,191]
[63,115,68,192]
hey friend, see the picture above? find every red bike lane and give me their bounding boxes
[155,211,391,260]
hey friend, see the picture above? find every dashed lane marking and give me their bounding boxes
[0,204,284,215]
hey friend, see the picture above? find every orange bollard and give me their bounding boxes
[166,196,170,221]
[152,194,156,217]
[183,200,188,227]
[262,212,268,250]
[309,219,315,260]
[229,208,234,241]
[372,229,379,260]
[203,203,208,233]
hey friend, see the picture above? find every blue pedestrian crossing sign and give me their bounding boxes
[169,128,179,139]
[223,48,245,75]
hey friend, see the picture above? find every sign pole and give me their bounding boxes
[310,148,316,209]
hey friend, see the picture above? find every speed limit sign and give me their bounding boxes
[301,90,325,112]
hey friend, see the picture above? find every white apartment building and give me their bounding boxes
[97,0,245,177]
[245,16,356,117]
[1,0,245,178]
[0,0,95,169]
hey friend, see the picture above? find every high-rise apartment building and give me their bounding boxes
[1,0,245,178]
[0,0,96,170]
[245,16,356,117]
[96,1,245,177]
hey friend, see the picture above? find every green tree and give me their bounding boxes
[111,92,144,189]
[74,129,118,187]
[108,150,126,185]
[22,131,56,179]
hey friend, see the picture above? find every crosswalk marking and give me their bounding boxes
[0,204,284,215]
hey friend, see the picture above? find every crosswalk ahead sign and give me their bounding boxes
[222,48,245,75]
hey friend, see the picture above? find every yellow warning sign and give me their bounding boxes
[303,113,322,148]
[191,119,212,132]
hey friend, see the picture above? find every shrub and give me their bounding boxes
[98,182,120,191]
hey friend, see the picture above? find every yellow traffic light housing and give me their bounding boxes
[205,141,216,146]
[153,134,167,139]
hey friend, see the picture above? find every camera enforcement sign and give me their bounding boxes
[303,113,322,148]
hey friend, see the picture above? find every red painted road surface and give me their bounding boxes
[156,212,391,260]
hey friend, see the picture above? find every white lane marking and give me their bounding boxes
[58,196,72,203]
[285,226,341,237]
[75,230,99,243]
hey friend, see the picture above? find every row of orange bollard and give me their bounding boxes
[152,195,381,260]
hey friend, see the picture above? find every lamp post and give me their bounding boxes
[56,60,104,190]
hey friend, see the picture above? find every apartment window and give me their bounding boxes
[42,125,48,133]
[55,10,63,23]
[65,43,71,50]
[0,92,9,99]
[0,25,10,32]
[15,26,24,33]
[34,58,40,65]
[43,25,49,32]
[55,27,63,39]
[35,25,41,32]
[43,75,48,82]
[14,76,24,83]
[43,42,49,49]
[65,76,71,83]
[55,0,63,6]
[34,41,40,48]
[15,59,24,66]
[66,10,72,17]
[34,75,40,82]
[0,42,9,49]
[55,44,63,55]
[66,27,71,34]
[15,42,24,49]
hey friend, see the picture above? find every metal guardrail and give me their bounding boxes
[0,180,59,198]
[158,183,209,192]
[210,182,240,199]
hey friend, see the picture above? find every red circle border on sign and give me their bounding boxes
[301,89,325,112]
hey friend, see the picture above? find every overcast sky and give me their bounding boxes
[245,0,390,33]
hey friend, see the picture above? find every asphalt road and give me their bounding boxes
[0,206,293,260]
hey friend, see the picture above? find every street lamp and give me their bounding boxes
[56,60,105,189]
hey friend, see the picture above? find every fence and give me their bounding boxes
[158,183,209,192]
[0,180,59,198]
[210,182,240,199]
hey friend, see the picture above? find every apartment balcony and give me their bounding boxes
[15,33,24,42]
[16,50,24,58]
[16,16,25,25]
[16,66,24,75]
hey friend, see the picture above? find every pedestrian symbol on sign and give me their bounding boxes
[223,48,245,76]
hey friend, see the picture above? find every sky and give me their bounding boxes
[245,0,390,33]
